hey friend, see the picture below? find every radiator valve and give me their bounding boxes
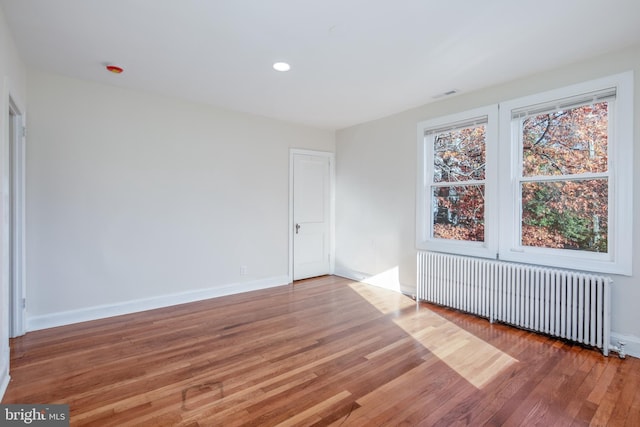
[610,341,626,359]
[617,341,626,359]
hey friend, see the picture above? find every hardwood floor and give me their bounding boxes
[3,275,640,426]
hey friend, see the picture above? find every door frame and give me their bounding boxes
[288,149,335,283]
[5,91,26,338]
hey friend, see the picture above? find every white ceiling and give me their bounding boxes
[2,0,640,130]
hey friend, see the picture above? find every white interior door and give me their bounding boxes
[292,152,331,280]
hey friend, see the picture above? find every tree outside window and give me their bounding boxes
[519,102,609,252]
[432,125,486,242]
[418,71,633,275]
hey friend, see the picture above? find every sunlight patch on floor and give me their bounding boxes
[349,280,518,389]
[398,309,518,388]
[349,279,414,315]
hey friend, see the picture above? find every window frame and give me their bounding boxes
[417,72,633,276]
[416,105,499,259]
[498,72,633,275]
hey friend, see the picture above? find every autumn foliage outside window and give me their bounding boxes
[418,71,632,275]
[432,125,486,242]
[519,102,609,252]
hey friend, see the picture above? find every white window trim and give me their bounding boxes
[416,105,499,259]
[498,71,633,276]
[417,72,633,276]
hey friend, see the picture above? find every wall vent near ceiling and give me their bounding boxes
[432,89,459,99]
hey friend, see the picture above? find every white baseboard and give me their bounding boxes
[334,268,414,296]
[610,332,640,359]
[26,275,290,332]
[334,267,365,282]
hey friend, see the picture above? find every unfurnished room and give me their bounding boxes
[0,1,639,425]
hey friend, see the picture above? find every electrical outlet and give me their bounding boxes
[240,266,248,276]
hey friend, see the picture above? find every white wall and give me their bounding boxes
[335,45,640,358]
[0,5,27,398]
[26,69,334,329]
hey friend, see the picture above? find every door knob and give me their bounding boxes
[295,223,301,234]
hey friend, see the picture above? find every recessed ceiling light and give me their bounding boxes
[273,62,291,72]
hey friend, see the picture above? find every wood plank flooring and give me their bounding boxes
[3,275,640,426]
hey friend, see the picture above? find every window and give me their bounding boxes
[499,72,633,275]
[417,105,498,259]
[418,72,633,275]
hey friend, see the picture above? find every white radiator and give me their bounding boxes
[417,251,612,355]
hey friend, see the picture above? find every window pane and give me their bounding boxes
[432,185,484,242]
[434,125,486,183]
[521,179,607,252]
[522,102,608,177]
